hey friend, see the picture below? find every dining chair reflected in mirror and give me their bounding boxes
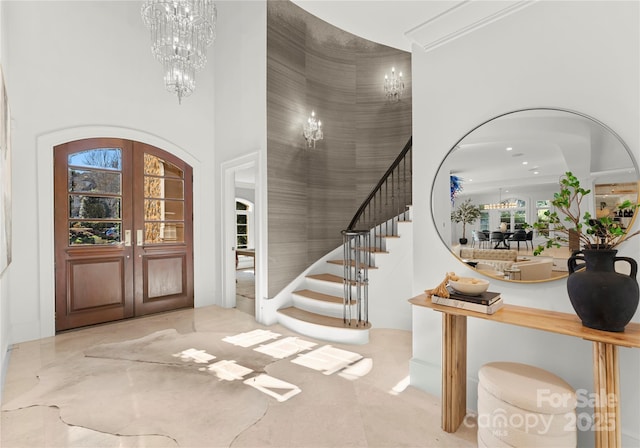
[490,231,505,249]
[472,230,489,248]
[525,230,534,250]
[508,229,527,251]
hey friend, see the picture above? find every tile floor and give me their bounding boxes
[1,305,477,447]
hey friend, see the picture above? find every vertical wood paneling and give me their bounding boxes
[267,1,412,296]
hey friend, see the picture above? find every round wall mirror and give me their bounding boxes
[431,108,639,283]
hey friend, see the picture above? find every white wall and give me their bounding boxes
[411,2,639,446]
[213,1,267,308]
[3,0,217,344]
[0,0,9,399]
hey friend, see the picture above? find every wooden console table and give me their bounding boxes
[409,294,640,448]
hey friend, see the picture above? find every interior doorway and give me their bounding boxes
[235,196,255,316]
[54,138,194,331]
[222,153,260,318]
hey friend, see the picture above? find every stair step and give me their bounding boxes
[307,273,365,286]
[327,259,377,269]
[307,273,343,284]
[278,307,371,330]
[293,289,348,304]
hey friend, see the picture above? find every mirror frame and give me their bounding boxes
[431,107,639,283]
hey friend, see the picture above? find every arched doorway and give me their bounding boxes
[53,138,194,331]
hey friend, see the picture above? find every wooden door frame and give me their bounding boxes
[221,152,265,322]
[36,127,203,339]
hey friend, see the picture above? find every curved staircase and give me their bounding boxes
[275,137,413,345]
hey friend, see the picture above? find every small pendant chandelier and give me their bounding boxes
[303,110,323,148]
[384,67,404,102]
[141,0,217,104]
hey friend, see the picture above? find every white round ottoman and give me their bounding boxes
[477,362,577,447]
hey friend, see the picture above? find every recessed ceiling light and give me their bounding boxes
[522,161,528,165]
[533,171,539,175]
[506,147,513,151]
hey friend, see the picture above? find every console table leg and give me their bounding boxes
[442,313,467,432]
[592,342,621,448]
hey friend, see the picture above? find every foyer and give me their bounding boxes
[1,306,476,448]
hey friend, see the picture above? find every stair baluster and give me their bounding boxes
[342,229,370,326]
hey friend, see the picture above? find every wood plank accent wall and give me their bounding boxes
[267,1,412,296]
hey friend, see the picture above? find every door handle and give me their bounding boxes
[137,229,143,246]
[124,230,132,247]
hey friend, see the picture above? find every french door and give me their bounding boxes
[54,138,193,331]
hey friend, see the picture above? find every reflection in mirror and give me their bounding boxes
[432,109,639,283]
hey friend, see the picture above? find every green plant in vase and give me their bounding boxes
[532,172,639,255]
[533,171,640,332]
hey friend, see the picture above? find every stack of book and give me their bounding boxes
[431,287,503,314]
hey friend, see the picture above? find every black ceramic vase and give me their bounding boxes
[567,249,639,332]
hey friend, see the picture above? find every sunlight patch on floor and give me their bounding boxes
[201,360,254,381]
[389,375,410,395]
[291,345,363,375]
[222,329,281,347]
[253,337,317,359]
[172,348,216,363]
[244,374,302,402]
[338,358,373,380]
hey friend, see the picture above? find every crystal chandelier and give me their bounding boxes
[303,111,323,148]
[141,0,217,104]
[384,67,404,102]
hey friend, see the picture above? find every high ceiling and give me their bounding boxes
[291,0,459,51]
[291,0,534,52]
[437,109,637,197]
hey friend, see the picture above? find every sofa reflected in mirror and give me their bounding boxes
[453,247,558,282]
[432,108,639,283]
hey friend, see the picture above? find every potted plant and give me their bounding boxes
[533,171,639,332]
[451,199,481,245]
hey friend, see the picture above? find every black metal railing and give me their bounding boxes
[341,137,412,326]
[341,230,370,326]
[346,137,412,250]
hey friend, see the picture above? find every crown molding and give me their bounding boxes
[405,0,537,53]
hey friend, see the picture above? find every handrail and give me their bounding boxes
[340,137,412,326]
[347,136,412,231]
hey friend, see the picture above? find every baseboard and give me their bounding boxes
[0,344,13,403]
[409,357,441,397]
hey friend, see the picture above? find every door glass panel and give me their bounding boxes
[143,153,185,245]
[69,222,121,245]
[68,148,122,170]
[144,154,183,178]
[69,196,121,219]
[69,169,121,194]
[144,177,184,199]
[67,147,123,248]
[144,200,184,221]
[145,223,184,243]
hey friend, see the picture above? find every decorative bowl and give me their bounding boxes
[449,277,490,296]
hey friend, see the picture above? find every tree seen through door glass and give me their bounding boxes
[67,148,123,246]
